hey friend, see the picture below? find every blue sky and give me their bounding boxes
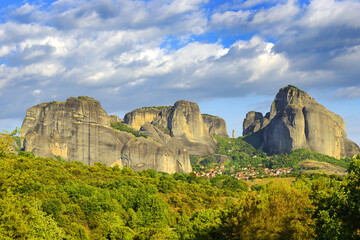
[0,0,360,146]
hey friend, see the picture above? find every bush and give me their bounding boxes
[111,122,148,138]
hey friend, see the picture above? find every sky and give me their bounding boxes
[0,0,360,145]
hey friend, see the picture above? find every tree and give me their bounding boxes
[341,155,360,239]
[221,182,315,240]
[0,128,20,155]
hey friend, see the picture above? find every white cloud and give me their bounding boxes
[300,0,360,28]
[32,89,42,96]
[158,0,208,17]
[0,45,15,58]
[210,0,300,35]
[12,3,37,15]
[251,0,299,26]
[23,63,65,77]
[0,0,359,121]
[335,86,360,99]
[211,10,251,28]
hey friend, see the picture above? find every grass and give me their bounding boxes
[297,160,347,176]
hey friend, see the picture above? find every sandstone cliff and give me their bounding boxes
[124,101,220,156]
[243,111,270,136]
[109,115,121,123]
[243,85,360,158]
[168,100,217,155]
[21,97,191,173]
[202,114,229,138]
[123,107,171,130]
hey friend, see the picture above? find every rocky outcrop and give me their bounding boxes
[124,101,219,156]
[243,85,360,158]
[109,115,121,123]
[21,97,191,173]
[124,107,171,130]
[243,111,270,136]
[202,114,229,138]
[169,101,217,155]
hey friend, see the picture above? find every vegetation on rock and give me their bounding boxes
[111,122,148,138]
[283,84,307,93]
[201,113,219,118]
[139,106,171,111]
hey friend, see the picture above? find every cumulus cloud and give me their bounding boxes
[210,0,299,35]
[300,0,360,28]
[335,86,360,99]
[0,0,359,126]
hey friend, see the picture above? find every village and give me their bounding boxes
[194,163,293,180]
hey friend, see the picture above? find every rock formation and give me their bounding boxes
[243,85,360,158]
[202,114,229,138]
[124,107,171,130]
[124,100,222,156]
[109,115,121,123]
[168,101,217,155]
[243,111,270,136]
[21,97,191,173]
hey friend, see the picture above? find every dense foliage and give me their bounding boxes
[111,122,148,138]
[0,146,245,239]
[1,151,360,239]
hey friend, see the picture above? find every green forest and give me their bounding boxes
[1,132,360,239]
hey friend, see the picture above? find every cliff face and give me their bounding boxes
[243,86,360,158]
[169,101,217,155]
[109,115,121,123]
[124,101,223,156]
[21,97,191,173]
[124,107,170,130]
[202,114,229,138]
[243,111,270,136]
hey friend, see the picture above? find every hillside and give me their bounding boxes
[191,136,351,179]
[297,160,347,176]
